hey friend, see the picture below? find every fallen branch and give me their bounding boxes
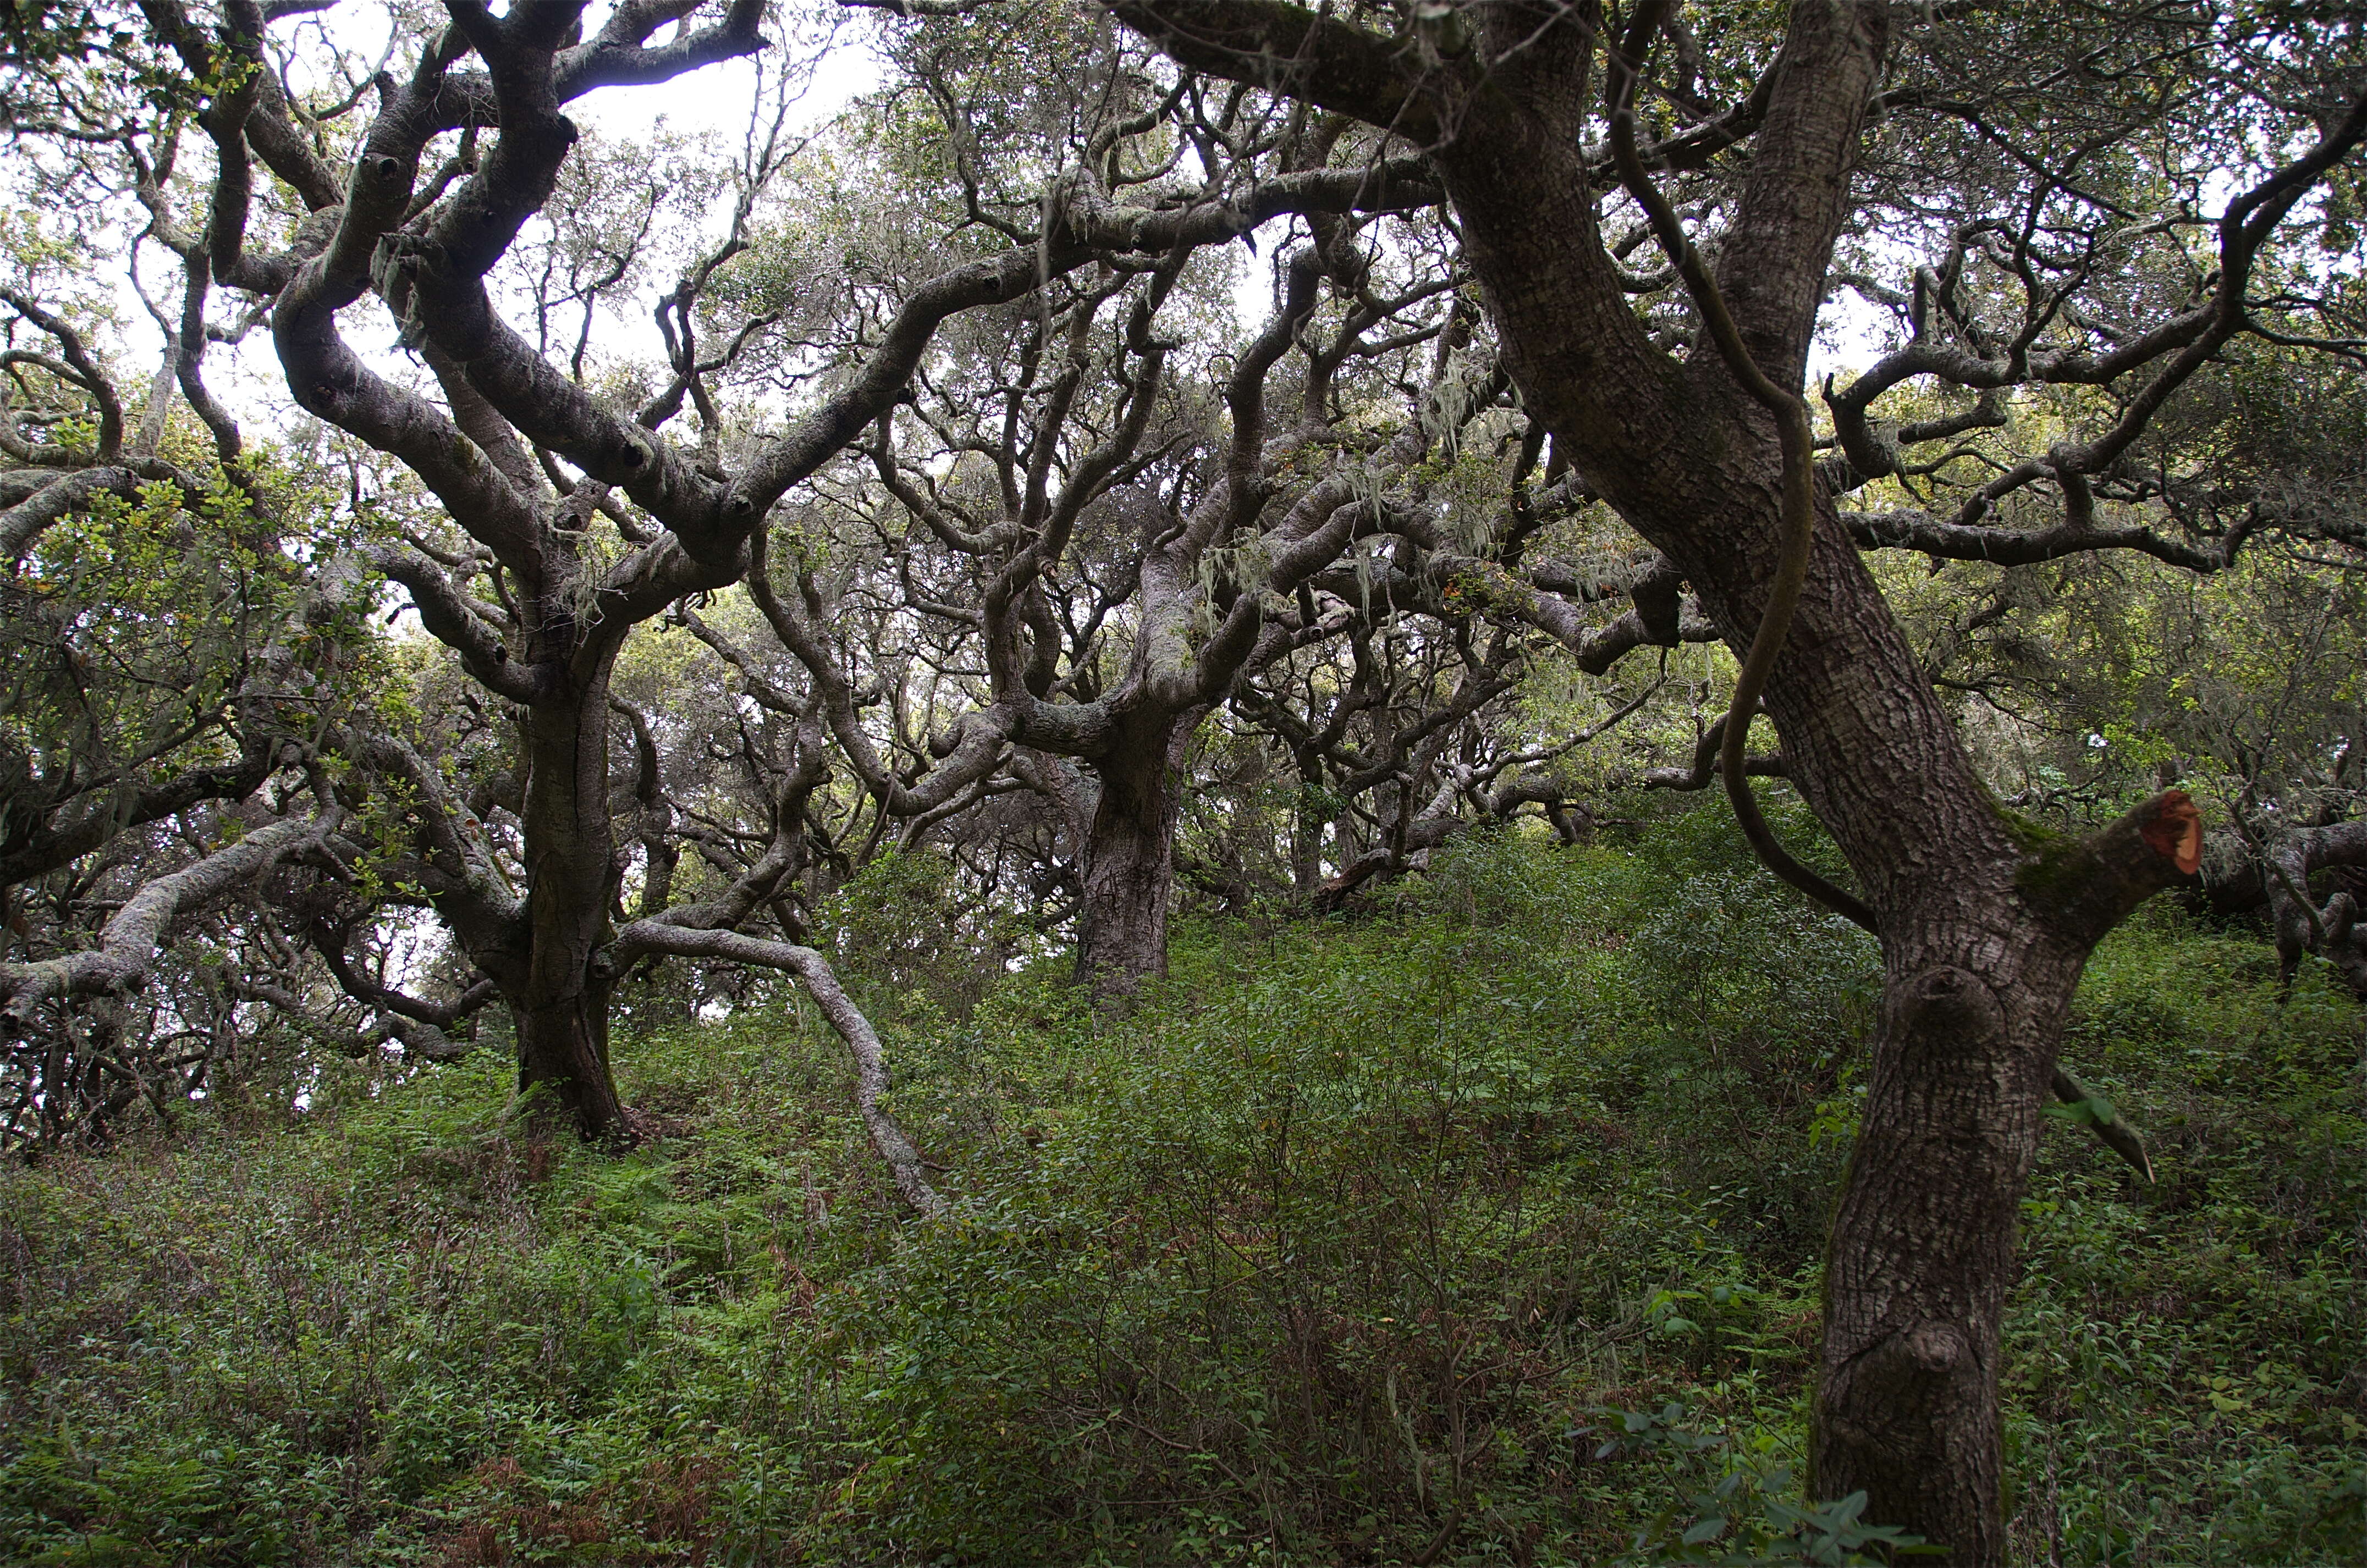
[2048,1065,2154,1183]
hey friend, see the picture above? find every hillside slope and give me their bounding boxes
[3,820,2360,1566]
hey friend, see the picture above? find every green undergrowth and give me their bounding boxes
[1,810,2360,1565]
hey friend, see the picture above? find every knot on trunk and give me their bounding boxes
[1825,1320,1980,1445]
[1897,1319,1973,1378]
[1891,965,2003,1050]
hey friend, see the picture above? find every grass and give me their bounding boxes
[1,811,2360,1565]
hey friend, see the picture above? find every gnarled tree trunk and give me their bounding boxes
[514,990,623,1136]
[1075,707,1199,994]
[1092,0,2213,1552]
[505,677,628,1139]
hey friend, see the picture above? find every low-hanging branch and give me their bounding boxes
[0,811,335,1021]
[609,920,946,1216]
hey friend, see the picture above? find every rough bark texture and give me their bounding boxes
[1076,710,1197,993]
[1819,793,2197,1556]
[504,670,630,1138]
[514,992,624,1140]
[2263,818,2367,997]
[1819,928,2069,1559]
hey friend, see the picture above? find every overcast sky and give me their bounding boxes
[53,1,1886,455]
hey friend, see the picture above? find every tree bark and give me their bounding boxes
[515,987,624,1138]
[1815,794,2197,1557]
[1075,708,1199,994]
[1815,915,2071,1559]
[507,678,629,1139]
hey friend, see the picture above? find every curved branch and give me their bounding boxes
[0,750,279,891]
[1839,505,2251,573]
[609,920,947,1215]
[364,543,543,702]
[1,462,198,561]
[234,976,480,1063]
[1608,0,1876,935]
[0,813,334,1019]
[2262,817,2367,1000]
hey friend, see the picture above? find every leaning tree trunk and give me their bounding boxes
[509,679,629,1139]
[1389,20,2140,1554]
[1091,0,2211,1545]
[1814,888,2085,1557]
[1428,124,2195,1565]
[1626,389,2199,1559]
[1635,417,2200,1559]
[1812,794,2199,1556]
[1075,706,1199,995]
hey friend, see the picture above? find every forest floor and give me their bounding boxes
[2,812,2362,1566]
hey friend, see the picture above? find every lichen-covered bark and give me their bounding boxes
[1075,710,1197,995]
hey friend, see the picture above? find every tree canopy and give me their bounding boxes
[2,0,2364,1557]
